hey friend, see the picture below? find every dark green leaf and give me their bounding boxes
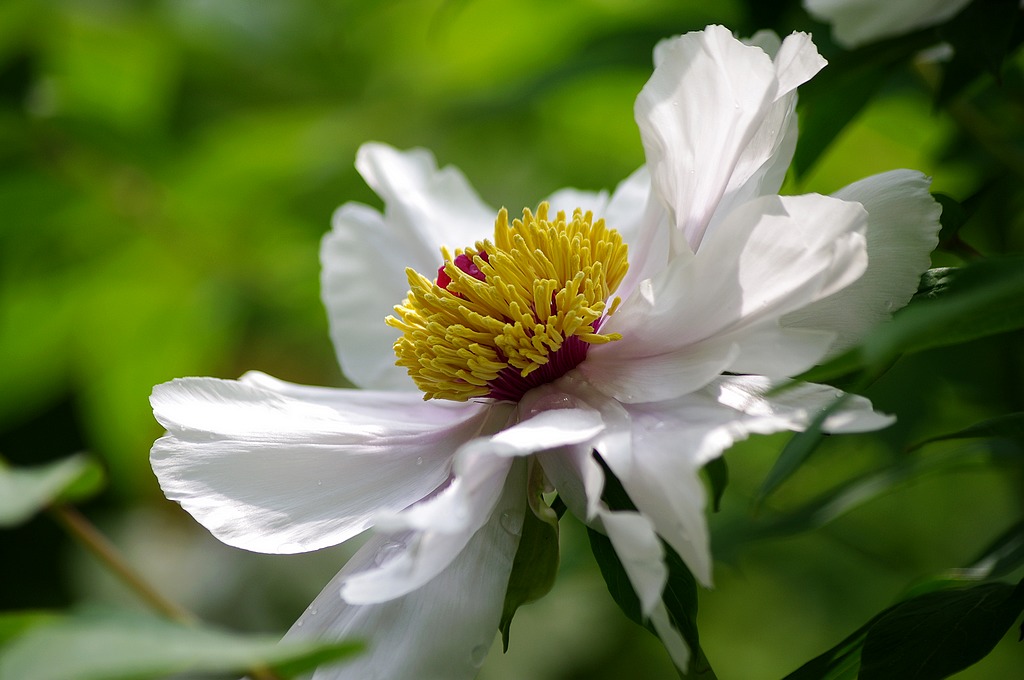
[907,412,1024,451]
[781,617,873,680]
[754,394,852,506]
[933,194,968,245]
[793,33,934,177]
[703,457,728,513]
[936,0,1023,104]
[499,464,560,651]
[859,580,1024,680]
[0,455,105,527]
[0,611,362,680]
[912,267,957,301]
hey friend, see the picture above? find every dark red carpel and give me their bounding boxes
[436,252,489,291]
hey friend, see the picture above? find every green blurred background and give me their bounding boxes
[1,0,1022,677]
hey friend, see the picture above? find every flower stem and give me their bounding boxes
[49,504,197,625]
[49,504,288,680]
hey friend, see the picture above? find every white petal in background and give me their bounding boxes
[804,0,973,48]
[782,170,942,355]
[150,376,491,554]
[321,143,496,390]
[278,461,528,680]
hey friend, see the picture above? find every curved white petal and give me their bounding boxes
[804,0,972,48]
[150,376,490,554]
[782,170,941,355]
[282,461,526,680]
[322,143,495,390]
[635,26,825,252]
[586,193,868,399]
[341,451,520,603]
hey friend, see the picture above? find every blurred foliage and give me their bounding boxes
[1,0,1023,678]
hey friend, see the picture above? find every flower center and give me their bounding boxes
[387,203,629,402]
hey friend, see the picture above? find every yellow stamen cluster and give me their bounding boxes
[386,203,629,401]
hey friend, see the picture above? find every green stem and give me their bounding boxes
[49,504,197,624]
[50,505,288,680]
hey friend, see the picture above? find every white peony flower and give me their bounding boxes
[804,0,973,48]
[150,25,941,680]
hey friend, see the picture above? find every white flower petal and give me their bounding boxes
[579,338,740,404]
[648,602,693,673]
[635,26,824,251]
[322,143,495,390]
[488,404,605,457]
[712,375,895,434]
[283,461,526,680]
[598,510,666,616]
[150,377,489,554]
[340,453,520,604]
[782,170,941,355]
[725,323,838,379]
[804,0,972,48]
[536,443,605,523]
[599,508,693,671]
[604,165,674,299]
[588,193,868,399]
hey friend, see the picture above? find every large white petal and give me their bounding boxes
[604,166,674,299]
[782,170,941,355]
[340,450,519,604]
[280,461,527,680]
[585,193,868,400]
[635,26,825,252]
[322,143,495,390]
[150,376,493,554]
[804,0,972,48]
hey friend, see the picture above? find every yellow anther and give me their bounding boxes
[386,203,629,401]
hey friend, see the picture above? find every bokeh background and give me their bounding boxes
[2,0,1022,678]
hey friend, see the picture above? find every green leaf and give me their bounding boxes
[754,394,852,506]
[587,459,715,678]
[702,457,728,513]
[0,454,105,527]
[499,462,560,651]
[0,612,61,647]
[859,580,1024,680]
[907,412,1024,451]
[0,611,363,680]
[781,617,874,680]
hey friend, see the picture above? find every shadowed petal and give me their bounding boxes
[279,460,527,680]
